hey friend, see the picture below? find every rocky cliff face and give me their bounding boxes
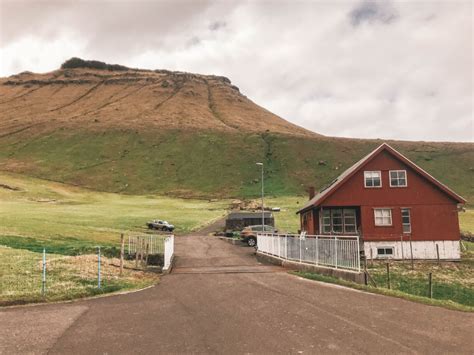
[0,62,316,138]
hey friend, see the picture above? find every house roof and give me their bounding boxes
[297,143,466,214]
[227,212,273,220]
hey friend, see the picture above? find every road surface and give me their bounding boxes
[1,234,473,354]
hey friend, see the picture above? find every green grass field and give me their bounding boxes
[0,172,231,304]
[459,209,474,234]
[0,172,230,255]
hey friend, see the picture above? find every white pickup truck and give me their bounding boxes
[146,220,175,232]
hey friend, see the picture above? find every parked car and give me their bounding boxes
[240,225,278,247]
[146,220,175,232]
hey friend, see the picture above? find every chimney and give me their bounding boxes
[308,186,315,200]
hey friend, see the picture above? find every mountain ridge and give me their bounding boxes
[0,59,472,201]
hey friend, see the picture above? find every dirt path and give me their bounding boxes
[1,234,473,354]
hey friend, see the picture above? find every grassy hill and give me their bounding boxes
[0,59,473,202]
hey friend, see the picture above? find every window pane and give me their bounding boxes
[344,217,356,225]
[323,225,331,233]
[344,225,356,233]
[385,248,393,255]
[373,177,381,186]
[403,224,411,233]
[390,171,397,179]
[391,178,398,186]
[333,225,343,233]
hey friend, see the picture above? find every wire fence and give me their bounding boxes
[0,234,175,306]
[257,233,361,271]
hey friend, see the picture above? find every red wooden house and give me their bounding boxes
[297,143,465,260]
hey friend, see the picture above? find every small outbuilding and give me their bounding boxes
[225,212,274,231]
[297,143,466,260]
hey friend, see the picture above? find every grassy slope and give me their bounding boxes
[1,130,472,203]
[0,172,230,254]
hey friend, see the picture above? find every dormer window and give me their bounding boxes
[390,170,407,187]
[364,171,381,188]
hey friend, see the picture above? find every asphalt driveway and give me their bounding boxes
[1,234,473,354]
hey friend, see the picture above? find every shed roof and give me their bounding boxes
[297,143,466,214]
[227,212,273,220]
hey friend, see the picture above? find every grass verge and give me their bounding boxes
[293,271,473,312]
[293,242,474,312]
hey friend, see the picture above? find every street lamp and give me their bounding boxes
[256,162,264,231]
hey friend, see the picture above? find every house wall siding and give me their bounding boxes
[364,240,460,260]
[318,151,460,242]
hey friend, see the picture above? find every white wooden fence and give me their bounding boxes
[128,234,174,271]
[257,233,361,271]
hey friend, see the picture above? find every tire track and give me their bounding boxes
[205,79,239,130]
[0,86,44,105]
[0,122,45,139]
[48,81,104,112]
[65,82,157,120]
[154,80,185,110]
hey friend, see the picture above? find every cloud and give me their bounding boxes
[0,0,472,142]
[349,1,398,26]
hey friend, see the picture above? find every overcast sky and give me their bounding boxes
[0,0,472,142]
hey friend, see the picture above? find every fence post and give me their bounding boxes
[299,236,302,263]
[144,242,149,267]
[334,236,338,269]
[436,244,440,264]
[428,272,433,298]
[386,263,390,289]
[98,246,101,289]
[357,236,361,272]
[120,234,124,276]
[135,237,140,268]
[316,235,320,266]
[42,248,46,296]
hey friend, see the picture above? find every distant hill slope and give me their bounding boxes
[0,59,473,202]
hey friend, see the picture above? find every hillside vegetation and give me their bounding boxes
[0,60,473,201]
[0,172,229,255]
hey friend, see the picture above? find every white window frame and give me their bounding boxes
[389,170,407,187]
[321,209,331,234]
[374,208,392,226]
[377,247,394,257]
[320,208,357,235]
[364,171,382,188]
[401,208,411,234]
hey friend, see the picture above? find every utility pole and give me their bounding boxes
[256,162,264,230]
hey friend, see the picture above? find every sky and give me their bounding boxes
[0,0,472,142]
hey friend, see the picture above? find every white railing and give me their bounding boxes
[128,235,167,255]
[128,234,174,270]
[163,235,174,271]
[257,233,361,272]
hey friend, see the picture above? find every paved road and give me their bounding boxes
[1,234,473,354]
